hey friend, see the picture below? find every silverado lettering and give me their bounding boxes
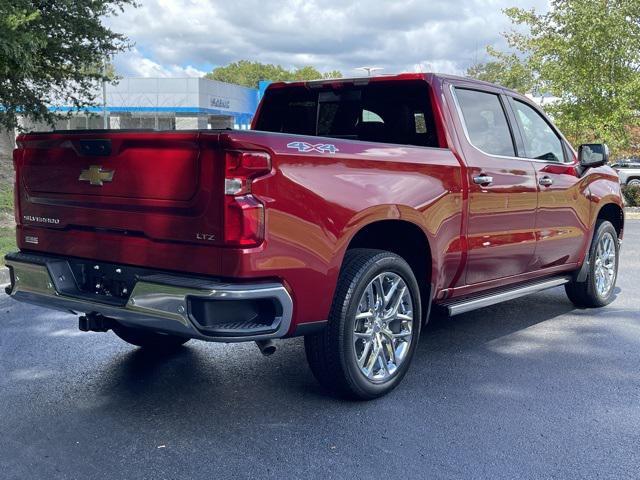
[23,215,60,224]
[5,73,624,399]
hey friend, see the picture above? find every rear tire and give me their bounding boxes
[626,179,640,187]
[565,220,619,308]
[304,249,422,400]
[112,324,190,350]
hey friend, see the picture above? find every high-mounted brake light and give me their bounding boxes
[223,151,271,247]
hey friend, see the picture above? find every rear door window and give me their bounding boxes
[454,88,515,157]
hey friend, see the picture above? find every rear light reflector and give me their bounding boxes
[12,148,21,225]
[223,195,265,247]
[223,151,271,247]
[224,178,244,195]
[224,151,271,195]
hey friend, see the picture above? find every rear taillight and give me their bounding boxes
[223,151,271,247]
[12,147,21,225]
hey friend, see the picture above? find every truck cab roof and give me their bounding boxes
[267,72,522,97]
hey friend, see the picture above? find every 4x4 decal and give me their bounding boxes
[286,141,339,154]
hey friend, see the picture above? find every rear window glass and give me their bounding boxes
[255,81,440,148]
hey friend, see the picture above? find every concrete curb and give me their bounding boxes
[0,266,9,286]
[625,207,640,220]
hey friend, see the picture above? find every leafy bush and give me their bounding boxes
[622,185,640,207]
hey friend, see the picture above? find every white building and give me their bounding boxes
[1,77,261,160]
[18,77,260,132]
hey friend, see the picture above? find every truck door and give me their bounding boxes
[505,96,589,270]
[448,84,538,285]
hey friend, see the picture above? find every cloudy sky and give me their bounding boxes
[106,0,549,78]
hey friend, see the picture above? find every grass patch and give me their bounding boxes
[0,186,16,257]
[0,227,16,257]
[0,186,12,214]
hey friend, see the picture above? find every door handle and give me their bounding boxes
[473,174,493,185]
[539,176,554,187]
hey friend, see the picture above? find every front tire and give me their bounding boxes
[565,220,619,308]
[112,324,190,350]
[304,249,422,400]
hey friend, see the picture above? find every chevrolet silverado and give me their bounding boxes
[4,73,624,399]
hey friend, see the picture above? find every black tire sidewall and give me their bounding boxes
[339,254,422,398]
[587,221,619,306]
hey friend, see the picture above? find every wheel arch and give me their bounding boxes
[575,201,624,283]
[342,218,433,322]
[596,202,624,239]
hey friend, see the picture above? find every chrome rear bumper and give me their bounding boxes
[4,253,293,342]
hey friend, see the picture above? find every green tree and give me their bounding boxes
[466,47,535,94]
[0,0,134,131]
[322,70,343,80]
[205,60,343,88]
[485,1,640,152]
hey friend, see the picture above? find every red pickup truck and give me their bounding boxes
[5,73,624,399]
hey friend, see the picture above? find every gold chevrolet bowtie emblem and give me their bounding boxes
[79,165,114,186]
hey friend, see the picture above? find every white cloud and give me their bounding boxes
[106,0,549,78]
[115,48,207,77]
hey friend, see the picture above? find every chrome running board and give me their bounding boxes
[444,276,571,316]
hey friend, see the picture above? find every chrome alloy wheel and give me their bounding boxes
[353,272,414,383]
[594,231,616,297]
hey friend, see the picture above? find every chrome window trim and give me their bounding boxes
[449,84,573,165]
[449,84,522,161]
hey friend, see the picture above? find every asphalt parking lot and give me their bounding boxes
[1,222,639,480]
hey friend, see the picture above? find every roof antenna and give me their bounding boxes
[356,67,383,77]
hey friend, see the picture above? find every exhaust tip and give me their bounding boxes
[255,339,276,356]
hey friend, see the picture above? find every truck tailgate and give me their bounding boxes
[16,131,224,246]
[23,136,200,201]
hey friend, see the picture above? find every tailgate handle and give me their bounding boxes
[79,139,112,156]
